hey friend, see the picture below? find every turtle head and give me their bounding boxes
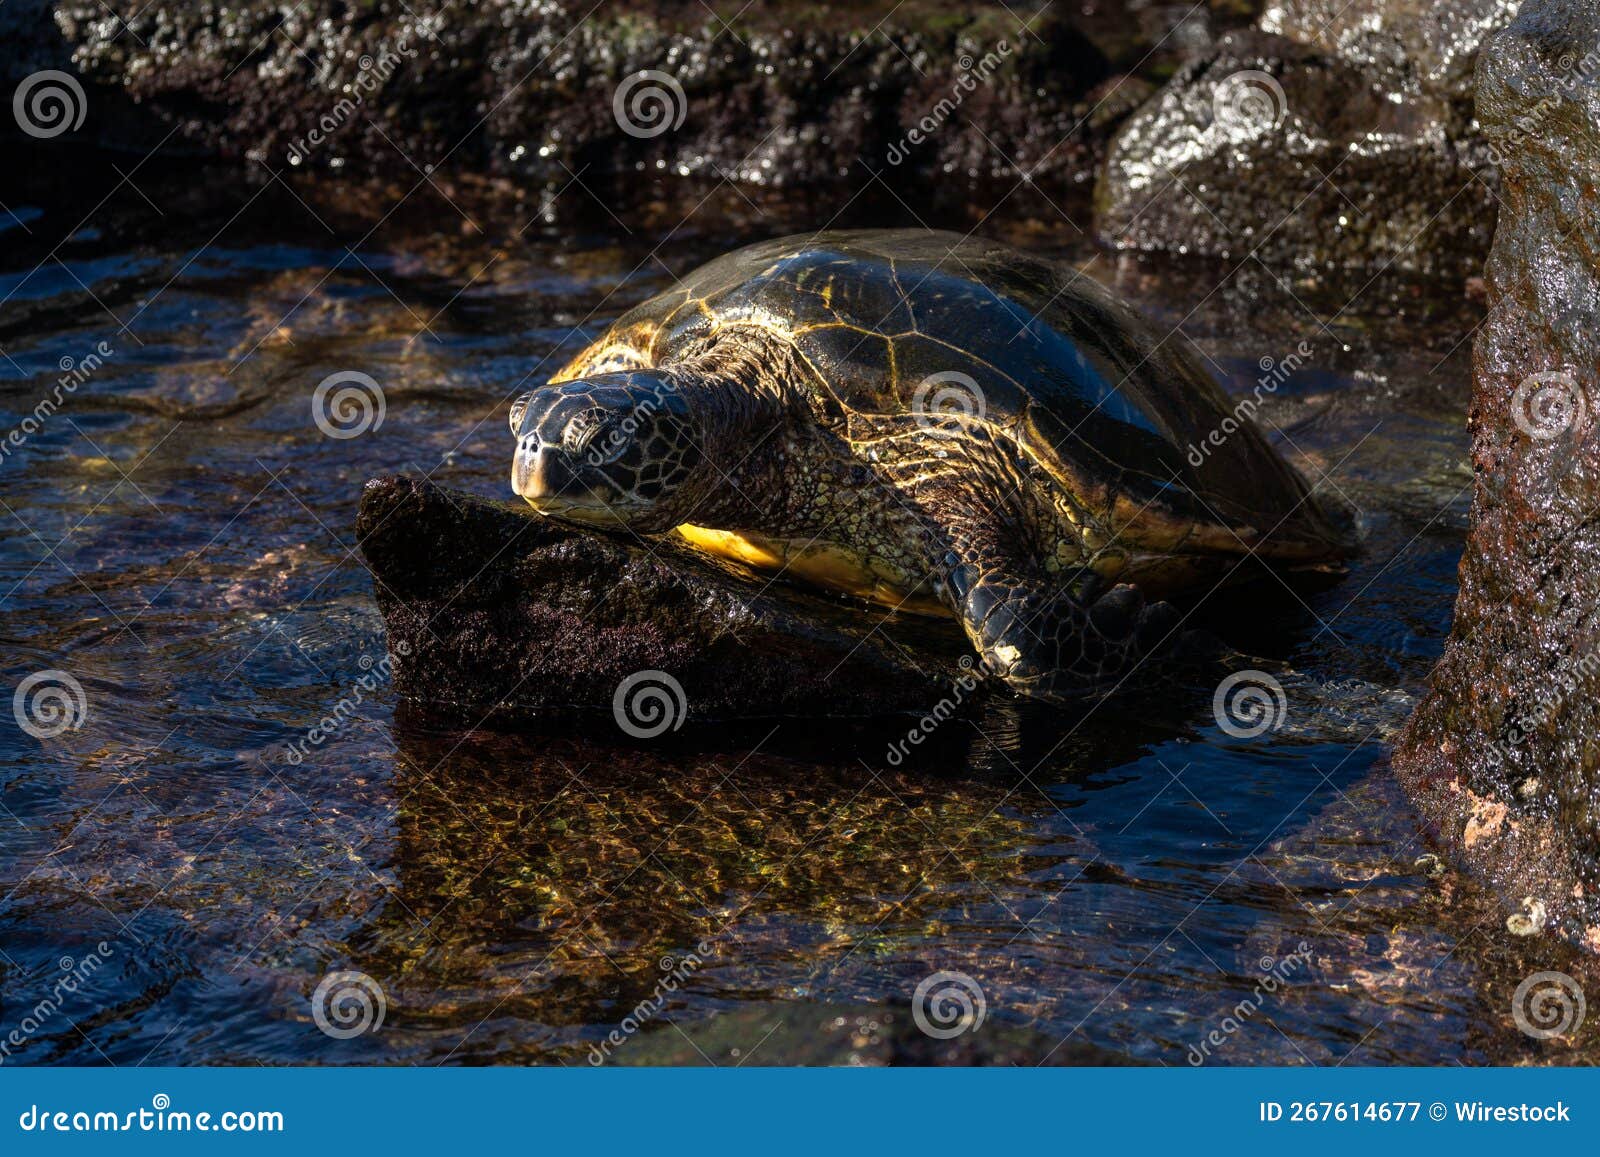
[509,373,704,531]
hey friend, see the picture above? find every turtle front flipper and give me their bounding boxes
[943,550,1181,702]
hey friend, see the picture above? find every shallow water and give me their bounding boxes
[1,146,1593,1066]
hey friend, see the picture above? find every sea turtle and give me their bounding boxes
[508,229,1358,700]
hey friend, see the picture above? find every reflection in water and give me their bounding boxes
[379,722,1058,1063]
[1,149,1597,1066]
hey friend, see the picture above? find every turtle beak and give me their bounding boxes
[512,435,637,525]
[511,433,563,501]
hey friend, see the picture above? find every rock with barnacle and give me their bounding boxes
[1393,0,1600,955]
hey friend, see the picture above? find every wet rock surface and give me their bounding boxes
[6,1,1508,272]
[356,475,974,723]
[3,0,1168,195]
[1095,0,1514,274]
[1393,0,1600,954]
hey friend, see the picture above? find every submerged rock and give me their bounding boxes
[1393,0,1600,953]
[596,999,1143,1066]
[356,476,974,724]
[1095,0,1514,273]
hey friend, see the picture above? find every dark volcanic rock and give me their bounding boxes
[356,475,974,724]
[1393,0,1600,953]
[1256,0,1515,90]
[1095,0,1514,274]
[0,0,71,84]
[13,1,1120,192]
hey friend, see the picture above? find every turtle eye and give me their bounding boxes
[586,423,632,466]
[509,391,536,436]
[568,413,633,466]
[563,410,606,455]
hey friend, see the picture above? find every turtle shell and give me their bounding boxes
[563,229,1354,557]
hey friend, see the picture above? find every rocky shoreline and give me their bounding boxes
[6,2,1146,193]
[0,0,1516,273]
[1095,2,1511,276]
[1392,0,1600,954]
